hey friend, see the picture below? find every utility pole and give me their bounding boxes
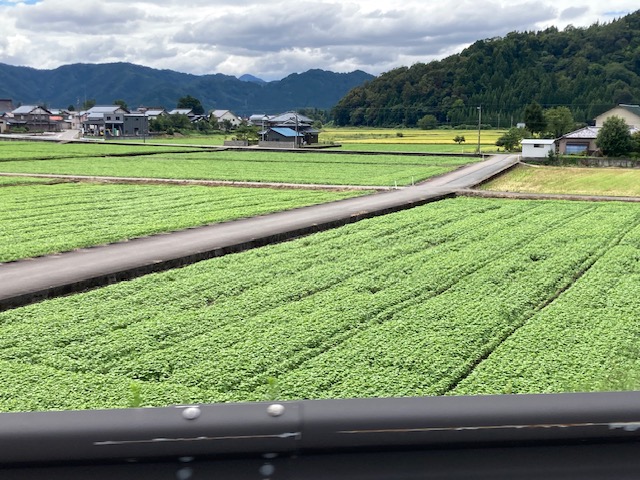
[476,106,482,154]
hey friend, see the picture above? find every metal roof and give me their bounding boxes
[87,106,127,114]
[270,127,304,137]
[270,112,313,124]
[168,109,192,115]
[619,104,640,118]
[12,105,40,114]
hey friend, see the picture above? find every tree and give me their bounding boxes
[495,127,526,151]
[524,101,546,135]
[417,114,437,130]
[632,131,640,155]
[544,106,574,138]
[177,95,204,115]
[67,105,75,112]
[596,116,633,157]
[82,99,96,110]
[453,135,466,144]
[113,99,128,111]
[233,124,259,142]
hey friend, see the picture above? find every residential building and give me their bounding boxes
[10,105,60,132]
[251,111,320,146]
[595,104,640,129]
[0,99,14,115]
[557,125,639,155]
[82,105,148,137]
[210,109,242,128]
[557,126,600,155]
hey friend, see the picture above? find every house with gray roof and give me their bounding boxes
[251,111,320,146]
[210,109,241,128]
[82,105,148,138]
[10,105,60,132]
[558,124,639,155]
[595,104,640,129]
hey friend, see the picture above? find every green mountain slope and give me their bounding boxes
[333,10,640,127]
[0,63,373,115]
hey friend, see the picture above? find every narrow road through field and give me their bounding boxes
[0,155,519,310]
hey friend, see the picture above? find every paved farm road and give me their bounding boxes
[0,154,519,309]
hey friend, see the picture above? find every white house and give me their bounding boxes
[521,139,556,158]
[210,109,241,127]
[595,104,640,129]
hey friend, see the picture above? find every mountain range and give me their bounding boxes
[0,63,374,115]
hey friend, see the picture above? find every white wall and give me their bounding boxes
[522,141,555,158]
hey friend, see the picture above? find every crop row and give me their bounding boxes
[0,152,475,186]
[0,141,198,161]
[0,182,364,262]
[1,198,640,411]
[452,220,640,395]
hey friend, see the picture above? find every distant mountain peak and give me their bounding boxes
[238,74,266,84]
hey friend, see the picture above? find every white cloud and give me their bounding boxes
[0,0,637,79]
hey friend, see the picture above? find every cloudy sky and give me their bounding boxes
[0,0,636,80]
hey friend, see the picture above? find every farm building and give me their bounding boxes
[521,139,556,158]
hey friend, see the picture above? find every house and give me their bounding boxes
[595,104,640,129]
[0,99,14,115]
[557,126,600,155]
[521,139,556,158]
[49,109,74,130]
[10,105,60,132]
[142,109,167,120]
[82,106,148,137]
[168,108,195,117]
[557,124,639,155]
[251,111,320,146]
[210,109,241,128]
[0,117,7,134]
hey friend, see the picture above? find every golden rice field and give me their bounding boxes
[321,127,507,145]
[482,164,640,197]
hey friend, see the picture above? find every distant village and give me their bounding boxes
[0,99,321,148]
[2,98,640,158]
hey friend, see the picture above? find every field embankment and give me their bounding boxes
[0,150,480,187]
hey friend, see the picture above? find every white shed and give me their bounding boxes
[521,139,556,158]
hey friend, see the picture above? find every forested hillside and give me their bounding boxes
[0,63,373,115]
[333,10,640,127]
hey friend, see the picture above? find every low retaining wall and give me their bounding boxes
[526,157,640,168]
[224,140,249,147]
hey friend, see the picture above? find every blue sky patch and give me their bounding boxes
[0,0,40,5]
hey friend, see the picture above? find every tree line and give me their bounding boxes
[331,11,640,128]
